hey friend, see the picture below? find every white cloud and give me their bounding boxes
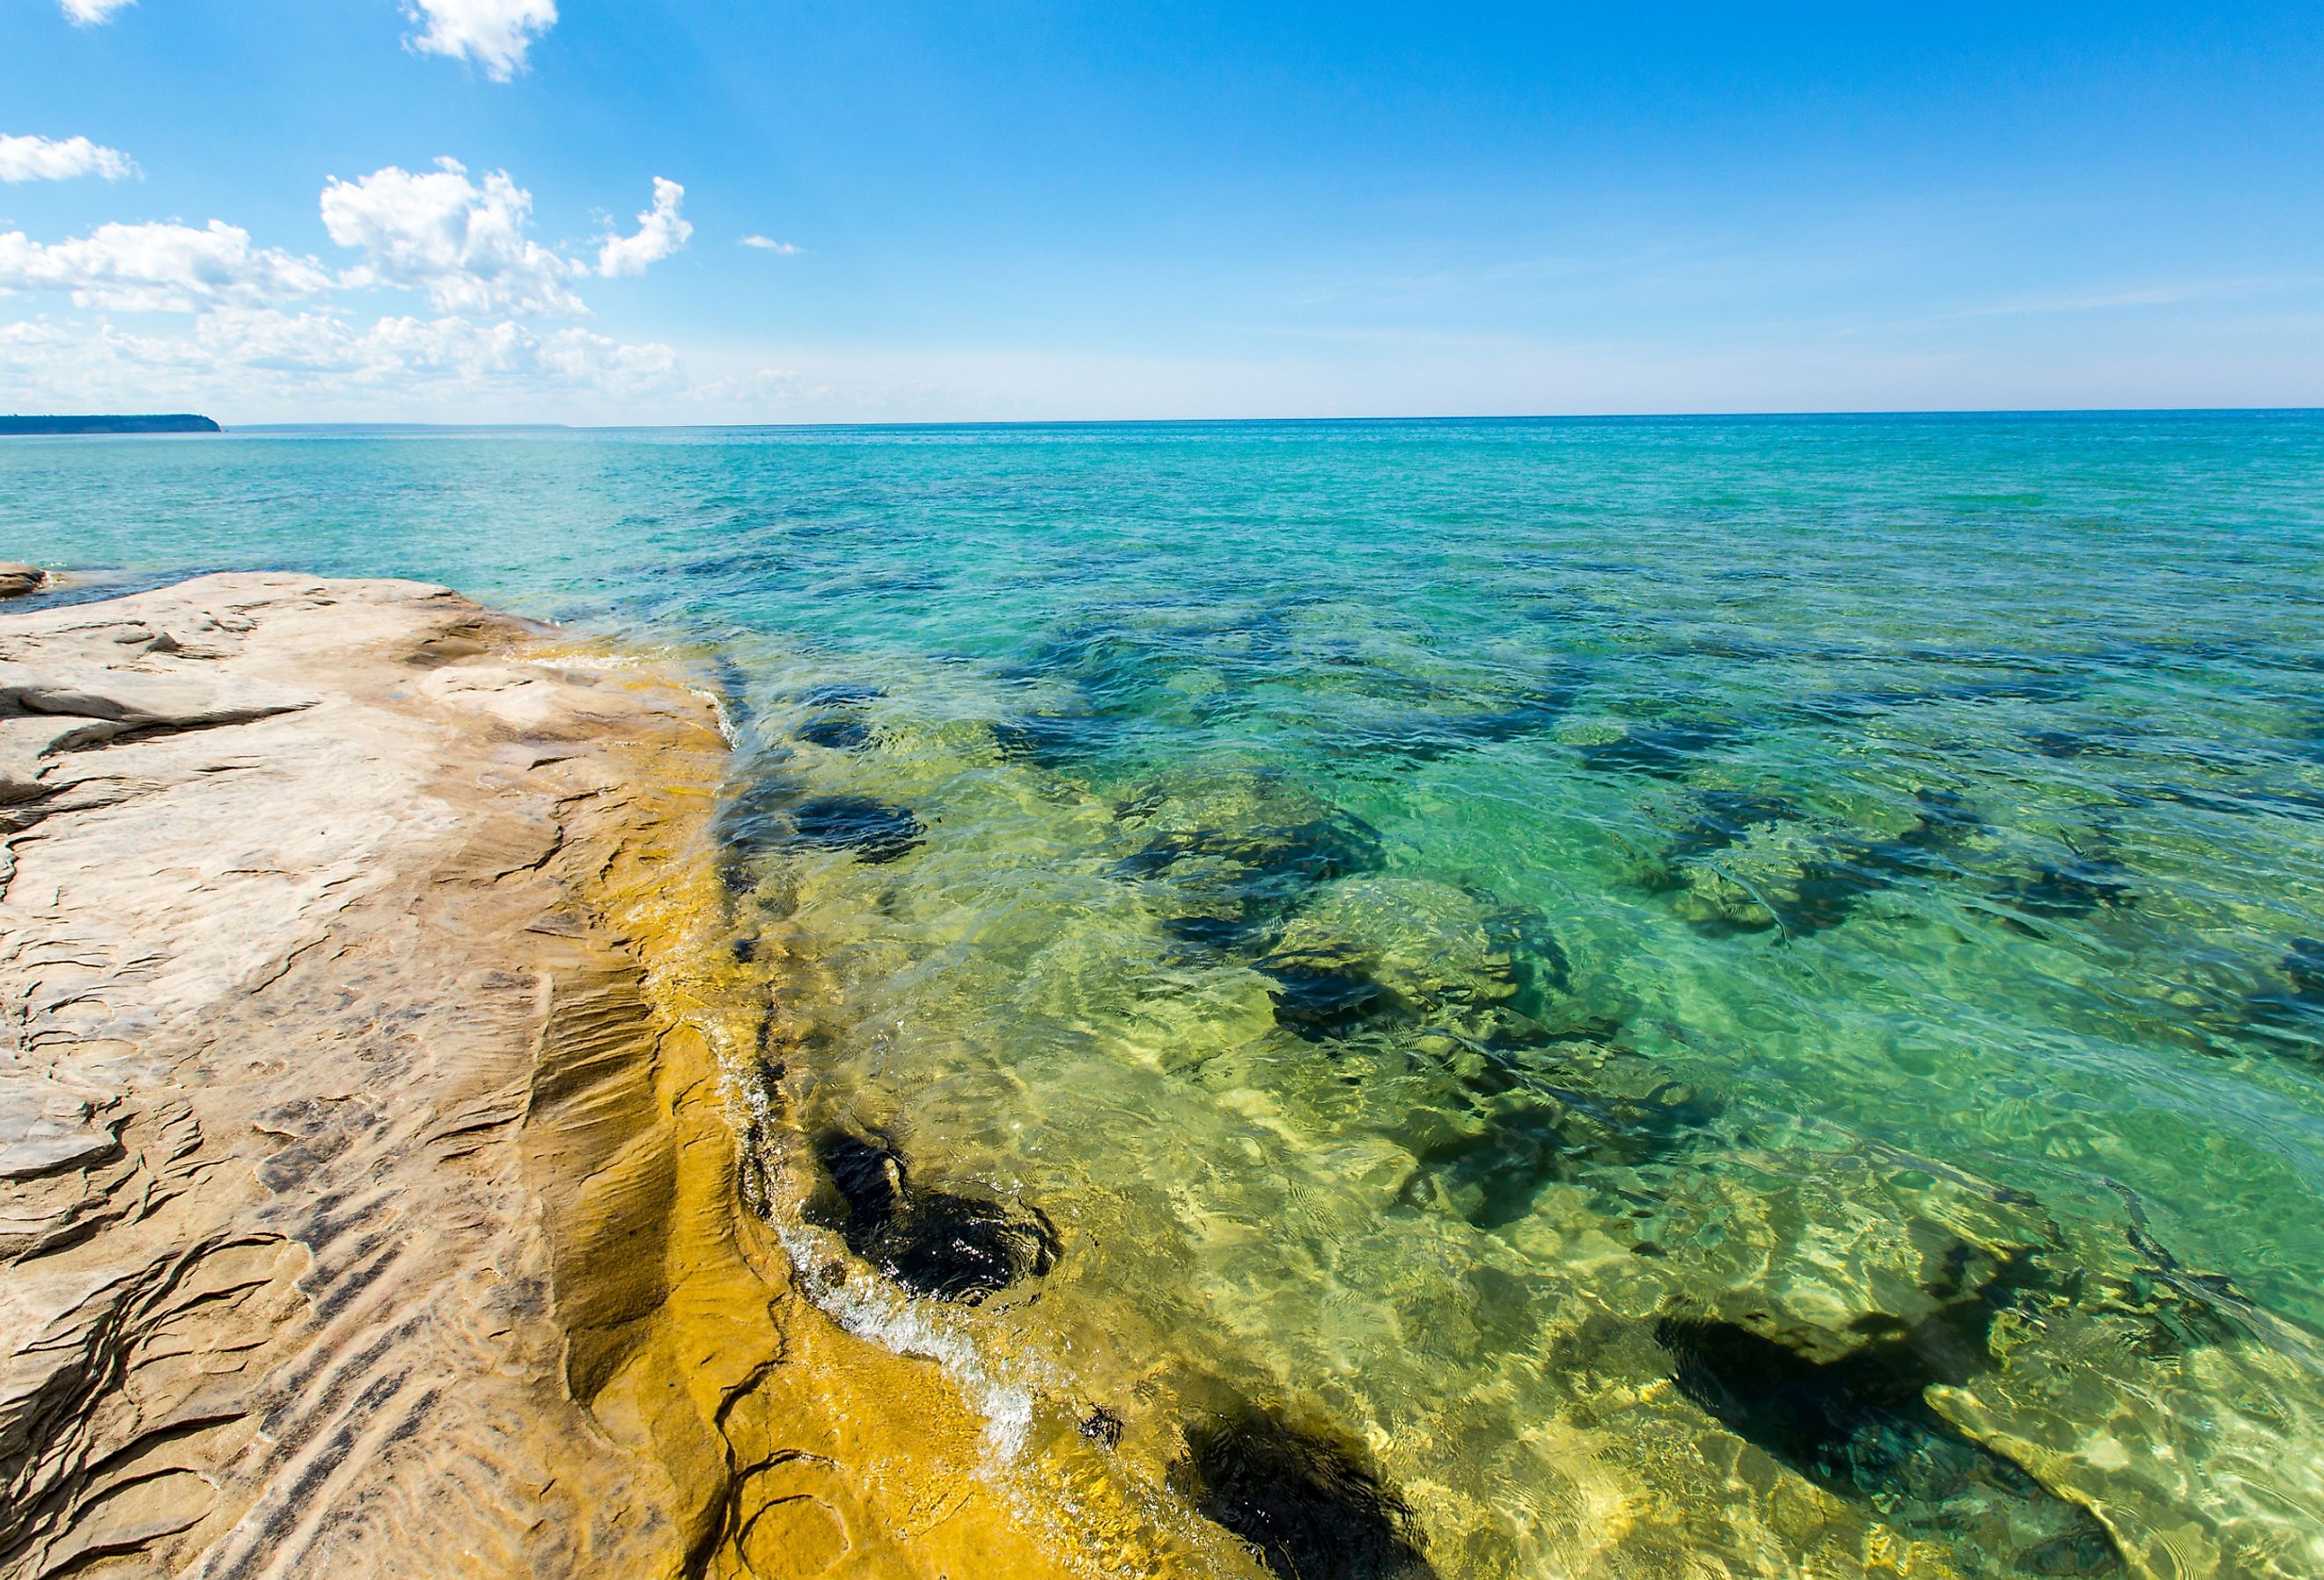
[597,178,692,277]
[59,0,135,25]
[0,306,682,417]
[321,158,588,316]
[0,220,334,312]
[403,0,556,81]
[739,235,800,254]
[0,156,706,419]
[0,135,138,183]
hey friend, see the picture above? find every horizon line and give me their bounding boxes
[208,405,2324,435]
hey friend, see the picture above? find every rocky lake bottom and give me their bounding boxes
[8,412,2323,1577]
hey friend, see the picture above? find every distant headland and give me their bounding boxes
[0,414,222,436]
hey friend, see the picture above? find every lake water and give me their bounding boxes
[10,414,2324,1578]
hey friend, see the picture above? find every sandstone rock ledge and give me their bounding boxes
[0,576,1094,1580]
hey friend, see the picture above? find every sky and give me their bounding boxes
[0,0,2319,423]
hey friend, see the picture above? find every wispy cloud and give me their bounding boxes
[58,0,134,26]
[0,307,680,417]
[0,134,138,184]
[1949,284,2231,320]
[1833,276,2324,341]
[739,235,801,254]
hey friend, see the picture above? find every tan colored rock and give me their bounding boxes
[0,570,40,601]
[0,575,1115,1580]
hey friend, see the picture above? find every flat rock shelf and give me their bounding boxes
[0,575,1125,1580]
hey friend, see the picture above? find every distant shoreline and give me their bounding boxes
[0,414,221,436]
[159,407,2324,437]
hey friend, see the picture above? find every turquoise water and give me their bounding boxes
[10,414,2324,1578]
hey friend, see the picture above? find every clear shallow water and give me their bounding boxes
[10,415,2324,1578]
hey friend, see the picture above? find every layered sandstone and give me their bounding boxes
[0,575,1092,1580]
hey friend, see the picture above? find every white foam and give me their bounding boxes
[771,1217,1039,1461]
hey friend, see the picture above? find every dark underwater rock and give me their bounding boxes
[789,795,925,863]
[1656,1310,2123,1576]
[808,1130,1057,1304]
[1254,947,1400,1041]
[2218,937,2324,1059]
[2023,727,2131,760]
[796,681,883,708]
[1663,790,1797,865]
[2282,936,2324,1003]
[1576,720,1734,778]
[712,762,807,888]
[1752,787,1987,936]
[995,709,1122,767]
[1994,854,2134,923]
[1173,1407,1436,1580]
[1416,1019,1721,1226]
[1120,812,1386,950]
[1350,676,1583,764]
[796,714,874,751]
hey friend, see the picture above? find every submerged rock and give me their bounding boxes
[1269,876,1526,1011]
[1657,1308,2124,1576]
[796,681,884,708]
[809,1128,1059,1304]
[1662,788,1797,864]
[797,713,875,750]
[1173,1407,1436,1580]
[1254,945,1401,1041]
[1664,786,1990,936]
[790,793,926,863]
[1574,719,1735,777]
[1993,852,2135,925]
[1116,797,1387,952]
[995,707,1123,767]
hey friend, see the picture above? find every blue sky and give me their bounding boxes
[1,0,2318,421]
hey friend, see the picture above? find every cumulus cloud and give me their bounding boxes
[0,135,138,183]
[0,154,701,417]
[597,178,692,277]
[0,220,334,312]
[322,158,589,316]
[404,0,556,81]
[739,235,800,254]
[59,0,135,25]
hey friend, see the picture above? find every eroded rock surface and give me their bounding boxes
[0,576,1096,1580]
